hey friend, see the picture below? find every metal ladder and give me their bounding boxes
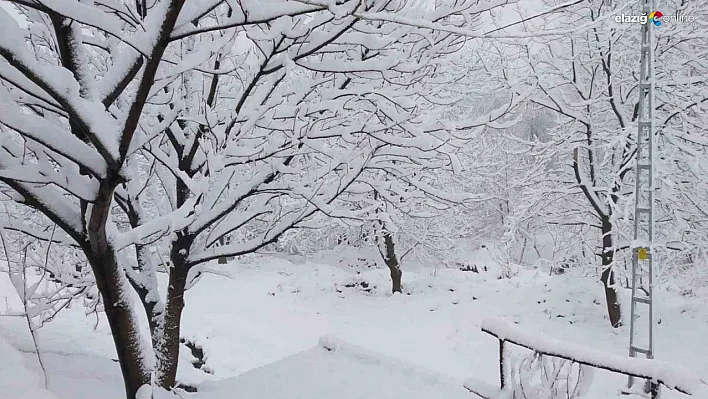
[627,0,656,395]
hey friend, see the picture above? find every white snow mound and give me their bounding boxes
[195,336,472,399]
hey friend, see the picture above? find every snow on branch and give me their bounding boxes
[0,10,120,167]
[187,167,284,236]
[171,1,326,41]
[187,208,310,265]
[0,180,85,241]
[112,198,199,252]
[0,59,62,111]
[0,219,78,247]
[296,0,620,39]
[18,0,139,51]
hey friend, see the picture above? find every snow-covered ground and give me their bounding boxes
[1,251,707,399]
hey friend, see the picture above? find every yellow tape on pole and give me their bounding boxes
[637,247,649,261]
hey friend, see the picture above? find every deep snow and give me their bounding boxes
[1,250,707,399]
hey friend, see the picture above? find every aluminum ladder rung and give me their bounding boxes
[632,296,651,304]
[630,346,652,356]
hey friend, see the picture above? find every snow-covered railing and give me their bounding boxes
[464,317,707,399]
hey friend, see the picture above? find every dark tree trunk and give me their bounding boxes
[382,231,402,293]
[133,244,164,340]
[121,200,168,369]
[573,139,622,328]
[87,250,151,399]
[86,182,151,399]
[373,191,402,293]
[155,236,192,389]
[600,219,622,328]
[150,156,195,389]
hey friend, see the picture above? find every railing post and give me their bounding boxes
[499,339,506,390]
[650,380,659,399]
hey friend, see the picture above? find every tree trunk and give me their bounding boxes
[88,250,152,399]
[86,182,152,399]
[155,238,191,389]
[152,160,194,389]
[600,219,622,328]
[382,231,402,293]
[132,244,165,337]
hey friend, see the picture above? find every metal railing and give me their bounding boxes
[464,317,705,399]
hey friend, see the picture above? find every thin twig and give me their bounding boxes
[22,242,49,389]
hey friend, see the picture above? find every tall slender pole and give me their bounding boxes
[627,0,656,393]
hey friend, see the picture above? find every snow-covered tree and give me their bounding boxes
[0,0,526,397]
[492,0,708,326]
[650,0,708,293]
